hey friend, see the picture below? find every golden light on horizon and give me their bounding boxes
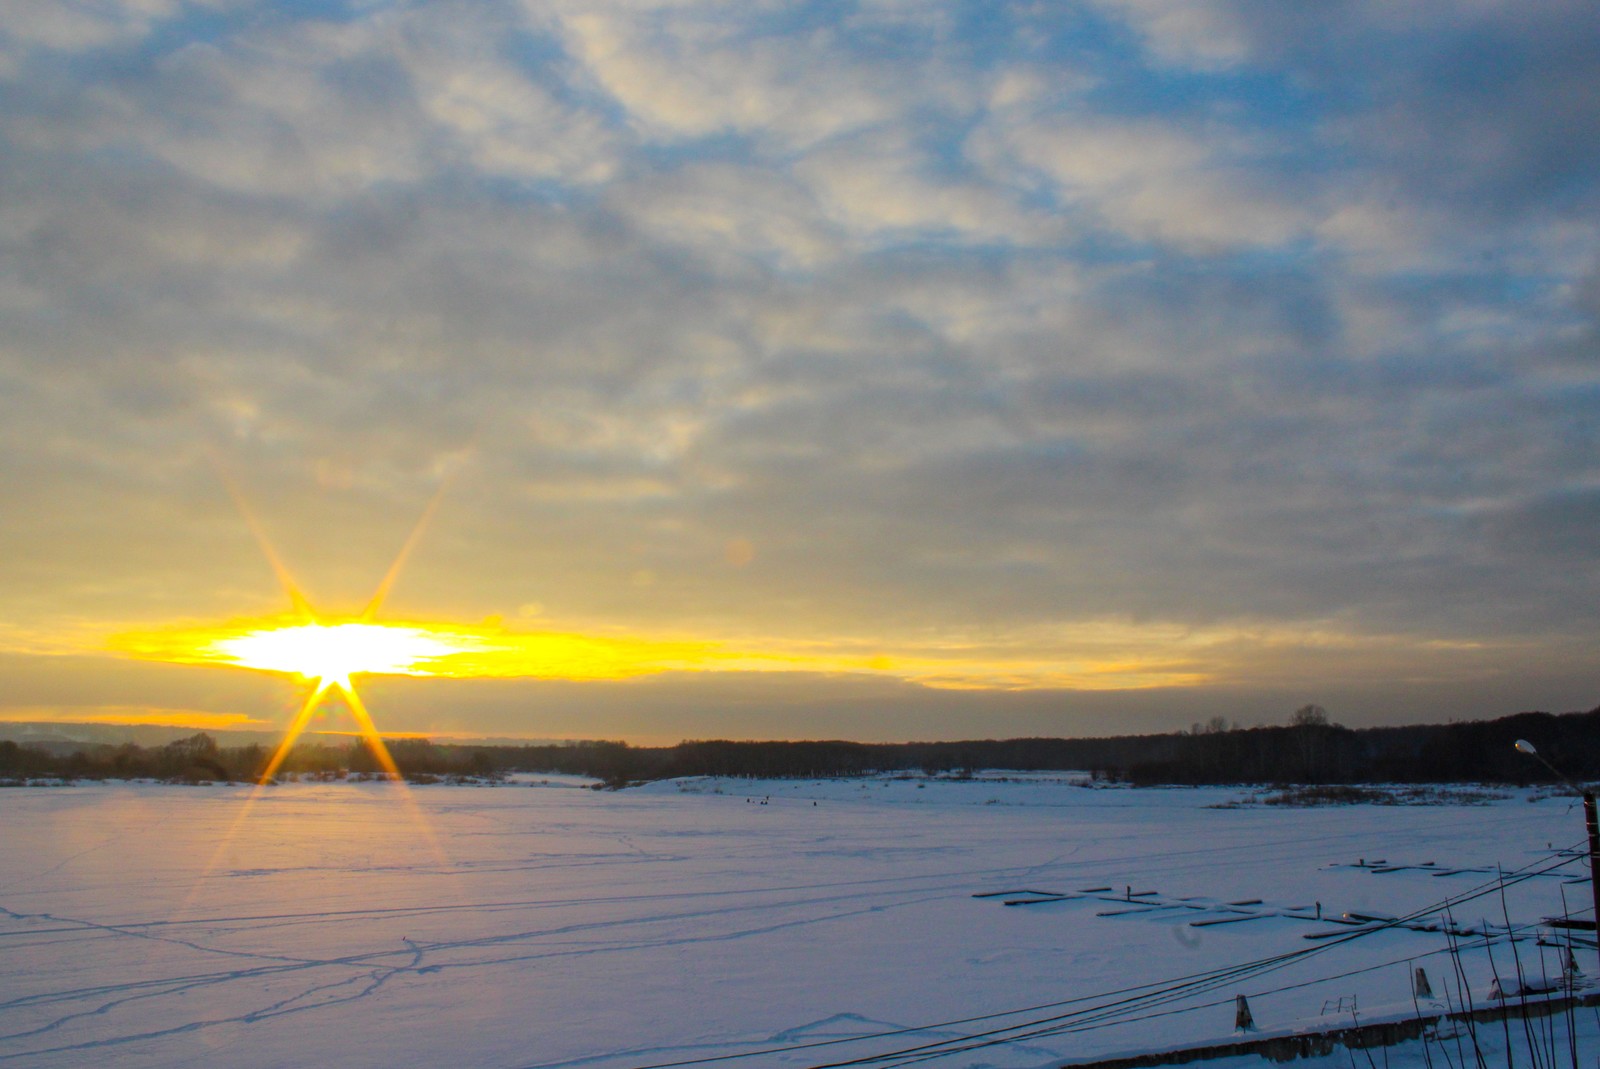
[93,462,1264,758]
[211,621,482,682]
[111,614,1215,691]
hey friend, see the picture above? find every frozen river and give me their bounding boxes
[1,775,1594,1068]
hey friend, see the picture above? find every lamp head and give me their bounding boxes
[1515,739,1538,756]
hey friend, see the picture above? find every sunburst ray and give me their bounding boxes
[362,473,455,622]
[256,678,334,785]
[194,466,460,868]
[207,451,315,620]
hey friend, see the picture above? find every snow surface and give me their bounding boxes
[2,774,1597,1069]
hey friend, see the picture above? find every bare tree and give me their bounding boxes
[1290,704,1329,728]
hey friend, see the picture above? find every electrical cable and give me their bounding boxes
[595,841,1587,1069]
[781,846,1587,1069]
[801,848,1588,1069]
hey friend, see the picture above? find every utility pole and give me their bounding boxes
[1515,739,1600,967]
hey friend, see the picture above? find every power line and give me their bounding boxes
[799,848,1587,1069]
[583,842,1584,1069]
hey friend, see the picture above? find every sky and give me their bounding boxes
[1,0,1597,744]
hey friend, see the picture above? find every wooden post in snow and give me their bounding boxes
[1414,967,1433,999]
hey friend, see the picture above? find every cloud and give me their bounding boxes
[96,27,426,196]
[1088,0,1254,70]
[1,0,183,61]
[1483,485,1600,562]
[546,1,926,150]
[969,105,1315,251]
[796,131,1052,249]
[407,13,621,184]
[0,0,1596,739]
[607,161,840,269]
[0,706,271,730]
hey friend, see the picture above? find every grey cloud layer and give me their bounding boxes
[2,0,1597,725]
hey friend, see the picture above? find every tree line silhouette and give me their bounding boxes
[552,705,1600,787]
[4,703,1598,788]
[0,733,497,785]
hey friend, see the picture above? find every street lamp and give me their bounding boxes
[1515,739,1600,965]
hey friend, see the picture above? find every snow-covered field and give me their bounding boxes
[2,774,1597,1069]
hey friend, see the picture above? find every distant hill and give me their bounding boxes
[0,721,283,749]
[0,721,573,749]
[6,704,1599,787]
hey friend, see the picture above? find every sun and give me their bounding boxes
[211,613,496,787]
[212,621,472,685]
[122,465,475,893]
[199,618,485,785]
[160,465,482,789]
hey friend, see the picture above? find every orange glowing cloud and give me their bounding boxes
[0,707,273,731]
[107,615,1213,691]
